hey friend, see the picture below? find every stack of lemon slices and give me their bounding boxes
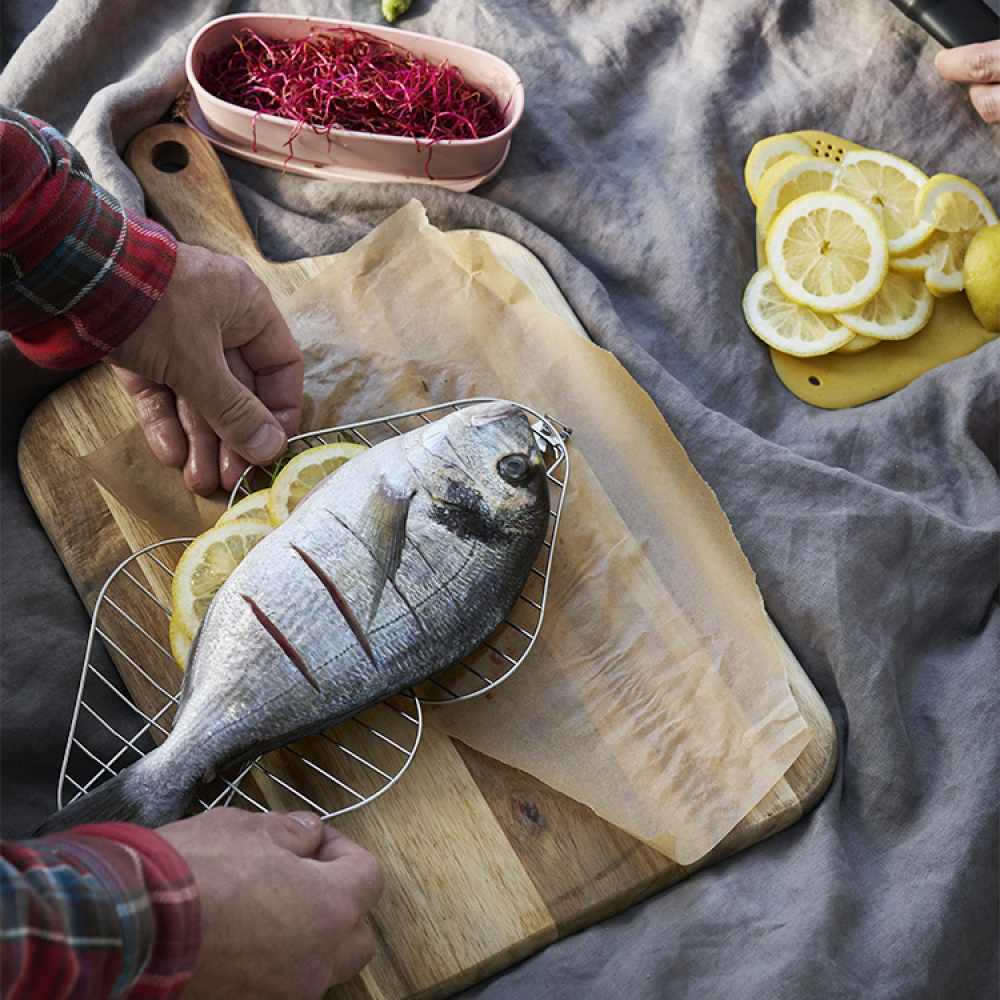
[742,132,998,359]
[169,441,367,668]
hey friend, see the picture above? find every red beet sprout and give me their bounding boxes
[200,28,508,146]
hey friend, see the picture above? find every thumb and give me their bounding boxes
[264,811,328,857]
[196,370,289,466]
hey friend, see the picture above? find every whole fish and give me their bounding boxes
[39,401,550,832]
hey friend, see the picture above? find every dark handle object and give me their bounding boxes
[887,0,999,47]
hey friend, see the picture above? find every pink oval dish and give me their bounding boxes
[184,14,525,190]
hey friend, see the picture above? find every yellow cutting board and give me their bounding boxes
[17,124,837,1000]
[765,130,996,409]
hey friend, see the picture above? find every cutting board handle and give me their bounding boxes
[126,123,268,271]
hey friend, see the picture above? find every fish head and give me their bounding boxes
[409,402,550,544]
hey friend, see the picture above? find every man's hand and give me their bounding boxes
[936,40,1000,125]
[107,243,304,496]
[157,809,384,999]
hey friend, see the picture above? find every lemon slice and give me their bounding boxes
[267,441,367,526]
[894,229,979,296]
[765,191,890,313]
[831,149,934,254]
[834,269,934,340]
[964,224,1000,330]
[169,615,196,671]
[743,267,855,357]
[744,133,815,205]
[755,154,840,243]
[170,519,274,667]
[909,175,999,295]
[916,173,998,233]
[216,489,273,527]
[888,245,931,278]
[835,333,881,355]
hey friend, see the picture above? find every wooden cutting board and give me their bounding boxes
[17,123,837,1000]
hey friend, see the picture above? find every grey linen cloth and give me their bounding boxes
[1,1,998,997]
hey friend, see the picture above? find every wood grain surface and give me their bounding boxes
[17,123,837,1000]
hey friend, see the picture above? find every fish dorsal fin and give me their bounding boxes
[358,473,416,626]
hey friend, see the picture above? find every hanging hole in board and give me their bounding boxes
[808,376,821,386]
[151,141,190,174]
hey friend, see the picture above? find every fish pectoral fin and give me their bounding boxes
[359,474,415,625]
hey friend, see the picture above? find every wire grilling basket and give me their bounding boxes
[56,399,570,820]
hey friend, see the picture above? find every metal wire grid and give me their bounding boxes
[57,538,423,818]
[56,399,570,820]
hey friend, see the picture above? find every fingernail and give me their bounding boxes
[244,423,285,463]
[273,409,298,433]
[288,811,320,830]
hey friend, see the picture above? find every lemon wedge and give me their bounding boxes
[964,224,1000,331]
[765,191,890,313]
[743,267,855,357]
[744,133,815,206]
[834,269,934,340]
[831,149,934,255]
[215,489,273,527]
[267,441,368,526]
[169,519,274,667]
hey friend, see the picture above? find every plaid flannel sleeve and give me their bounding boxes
[1,823,199,1000]
[0,107,177,369]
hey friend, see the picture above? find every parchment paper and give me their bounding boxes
[281,201,813,864]
[78,426,228,539]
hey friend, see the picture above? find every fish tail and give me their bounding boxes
[34,750,195,835]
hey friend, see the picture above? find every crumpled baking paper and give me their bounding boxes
[275,200,814,864]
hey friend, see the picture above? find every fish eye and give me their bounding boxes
[497,453,532,485]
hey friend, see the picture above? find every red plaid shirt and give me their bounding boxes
[0,110,197,996]
[1,824,199,999]
[0,107,177,368]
